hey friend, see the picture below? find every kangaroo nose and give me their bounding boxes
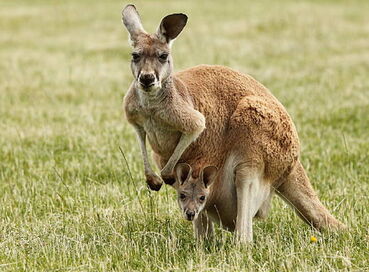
[186,211,195,221]
[139,73,155,88]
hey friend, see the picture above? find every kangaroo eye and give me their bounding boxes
[180,193,186,200]
[159,53,168,62]
[199,196,205,201]
[131,53,140,62]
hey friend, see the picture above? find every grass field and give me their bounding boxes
[1,0,368,271]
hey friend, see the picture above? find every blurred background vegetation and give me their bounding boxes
[0,0,368,271]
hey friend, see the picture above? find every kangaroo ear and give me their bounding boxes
[156,13,188,45]
[201,166,217,188]
[122,5,145,44]
[174,163,192,185]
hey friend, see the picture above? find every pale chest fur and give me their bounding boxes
[142,115,181,157]
[124,93,181,158]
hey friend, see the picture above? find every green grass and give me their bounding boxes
[1,0,368,271]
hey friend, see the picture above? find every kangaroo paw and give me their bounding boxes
[145,173,163,191]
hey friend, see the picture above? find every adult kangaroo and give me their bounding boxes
[121,5,345,242]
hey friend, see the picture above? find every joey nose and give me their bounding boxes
[186,211,195,221]
[139,73,155,88]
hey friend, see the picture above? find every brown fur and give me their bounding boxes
[121,5,345,240]
[127,63,345,230]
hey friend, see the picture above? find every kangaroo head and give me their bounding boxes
[121,5,187,94]
[173,163,217,221]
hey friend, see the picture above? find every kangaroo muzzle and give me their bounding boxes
[139,73,156,89]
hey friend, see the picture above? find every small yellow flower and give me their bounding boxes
[310,236,318,243]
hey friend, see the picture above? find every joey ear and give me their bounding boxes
[174,163,192,185]
[201,166,217,188]
[156,13,188,45]
[122,4,145,44]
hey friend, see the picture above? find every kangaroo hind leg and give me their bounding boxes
[255,190,274,219]
[234,165,271,242]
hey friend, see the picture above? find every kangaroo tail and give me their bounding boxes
[276,160,346,231]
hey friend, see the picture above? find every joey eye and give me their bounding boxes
[131,53,140,62]
[159,53,168,62]
[199,196,205,201]
[180,193,186,200]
